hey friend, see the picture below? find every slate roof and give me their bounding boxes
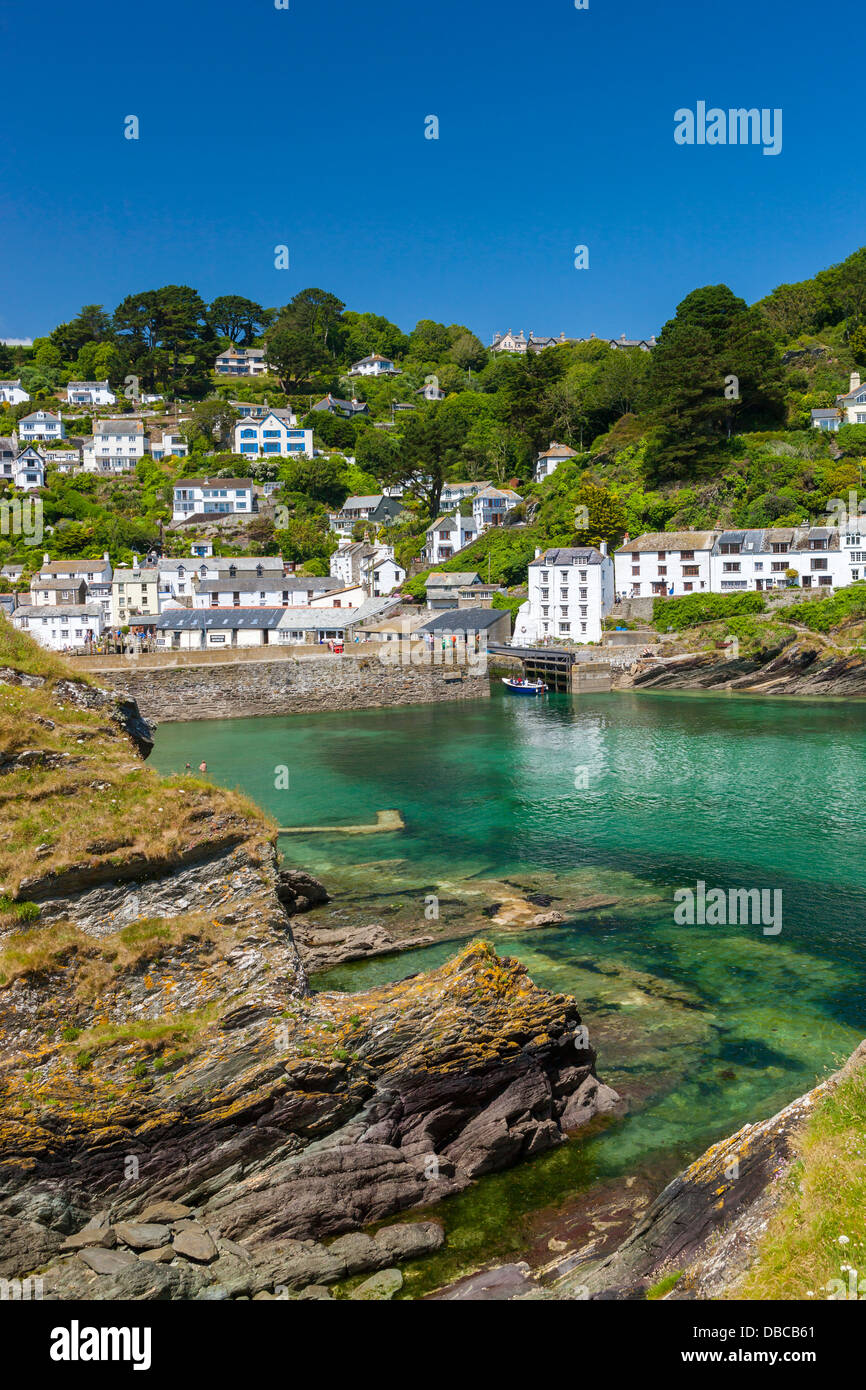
[14,604,101,618]
[530,547,607,567]
[425,571,482,587]
[420,607,507,633]
[154,608,287,631]
[93,417,144,433]
[175,477,253,490]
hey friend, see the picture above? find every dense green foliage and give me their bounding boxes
[652,592,767,631]
[785,583,866,632]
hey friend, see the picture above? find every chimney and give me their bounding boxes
[851,371,861,393]
[43,552,49,565]
[534,547,542,559]
[600,540,608,557]
[103,551,109,562]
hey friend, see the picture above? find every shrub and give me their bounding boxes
[786,583,866,633]
[653,592,766,631]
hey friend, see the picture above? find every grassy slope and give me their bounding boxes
[735,1066,866,1300]
[0,615,273,923]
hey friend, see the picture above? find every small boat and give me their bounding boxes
[502,676,548,696]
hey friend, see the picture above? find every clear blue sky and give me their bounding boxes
[3,0,859,343]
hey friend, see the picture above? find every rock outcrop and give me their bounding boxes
[0,620,622,1300]
[622,642,866,698]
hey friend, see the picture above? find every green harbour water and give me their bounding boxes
[151,688,866,1291]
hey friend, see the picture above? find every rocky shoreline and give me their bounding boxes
[0,657,623,1301]
[618,641,866,698]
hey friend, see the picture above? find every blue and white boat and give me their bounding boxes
[502,676,547,696]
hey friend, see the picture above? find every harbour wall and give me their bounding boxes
[88,652,491,723]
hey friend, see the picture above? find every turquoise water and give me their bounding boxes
[151,689,866,1285]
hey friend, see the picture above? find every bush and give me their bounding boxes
[653,592,766,631]
[786,583,866,633]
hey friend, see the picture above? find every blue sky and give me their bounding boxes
[3,0,859,343]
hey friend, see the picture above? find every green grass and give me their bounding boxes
[646,1271,683,1300]
[735,1065,866,1300]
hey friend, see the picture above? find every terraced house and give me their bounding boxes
[111,564,160,625]
[614,531,716,597]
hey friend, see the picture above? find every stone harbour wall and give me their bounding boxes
[93,654,491,723]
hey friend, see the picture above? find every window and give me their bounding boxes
[684,582,693,592]
[683,565,699,576]
[631,566,640,576]
[811,558,828,571]
[723,562,741,573]
[657,552,666,561]
[754,562,763,572]
[657,566,667,576]
[720,543,741,554]
[680,551,694,561]
[771,562,788,573]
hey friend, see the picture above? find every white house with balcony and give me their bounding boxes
[19,410,64,443]
[13,447,46,490]
[614,532,717,598]
[0,380,29,405]
[66,380,116,406]
[424,512,478,565]
[471,486,522,530]
[148,428,188,460]
[348,354,401,377]
[515,545,614,645]
[83,418,147,473]
[215,347,271,377]
[233,411,313,458]
[172,477,255,522]
[438,480,490,512]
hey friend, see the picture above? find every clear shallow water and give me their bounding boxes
[151,689,866,1288]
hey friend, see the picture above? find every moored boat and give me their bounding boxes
[502,676,547,695]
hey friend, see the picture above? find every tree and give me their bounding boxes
[280,455,347,509]
[182,399,239,453]
[407,319,452,361]
[266,289,346,389]
[208,296,265,345]
[572,482,628,548]
[50,304,112,359]
[645,286,784,480]
[112,285,214,394]
[449,329,487,372]
[391,405,466,517]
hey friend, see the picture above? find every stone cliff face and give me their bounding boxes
[0,628,620,1300]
